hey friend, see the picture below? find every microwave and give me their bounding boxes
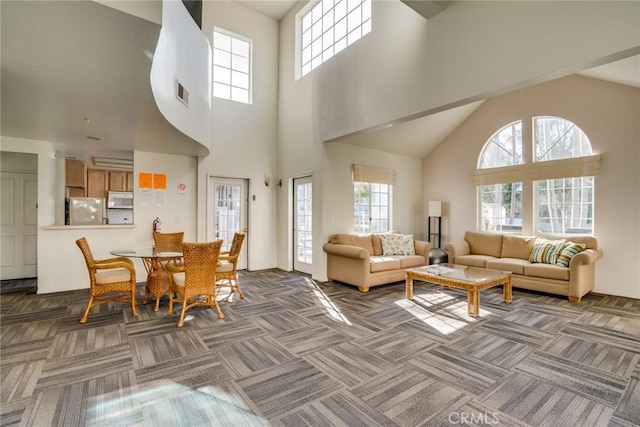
[107,191,133,209]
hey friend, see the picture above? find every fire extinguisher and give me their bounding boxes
[153,217,162,233]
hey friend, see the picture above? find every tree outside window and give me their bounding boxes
[354,182,390,233]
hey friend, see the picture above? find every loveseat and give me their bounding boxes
[444,231,603,302]
[323,233,431,292]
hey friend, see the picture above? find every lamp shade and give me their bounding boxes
[428,201,442,217]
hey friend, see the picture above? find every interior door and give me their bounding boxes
[207,177,248,270]
[293,176,312,274]
[1,171,38,280]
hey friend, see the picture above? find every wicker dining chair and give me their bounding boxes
[166,240,224,327]
[76,237,138,324]
[216,232,246,299]
[142,232,184,311]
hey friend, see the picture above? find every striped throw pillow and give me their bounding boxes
[556,241,586,267]
[529,238,566,264]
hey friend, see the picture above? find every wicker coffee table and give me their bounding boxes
[406,264,512,317]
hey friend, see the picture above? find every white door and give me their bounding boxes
[293,176,312,274]
[207,177,248,270]
[1,172,38,280]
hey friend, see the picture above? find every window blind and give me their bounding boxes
[472,154,601,186]
[352,164,396,185]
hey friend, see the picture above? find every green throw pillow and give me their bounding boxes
[529,238,566,264]
[556,241,586,267]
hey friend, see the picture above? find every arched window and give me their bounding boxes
[534,117,594,234]
[473,116,598,236]
[477,121,523,232]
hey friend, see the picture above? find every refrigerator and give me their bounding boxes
[68,197,105,225]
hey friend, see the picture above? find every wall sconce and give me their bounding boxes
[263,175,272,187]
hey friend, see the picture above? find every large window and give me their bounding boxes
[534,117,593,234]
[354,182,390,233]
[213,29,252,104]
[475,116,597,236]
[478,121,523,232]
[298,0,372,78]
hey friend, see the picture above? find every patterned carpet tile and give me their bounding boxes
[559,323,640,353]
[350,365,472,426]
[481,371,616,427]
[250,309,316,334]
[1,360,45,404]
[576,305,640,335]
[0,318,61,347]
[276,390,399,427]
[49,324,129,357]
[199,318,267,348]
[0,337,53,367]
[476,318,556,348]
[444,330,537,370]
[304,341,397,388]
[129,329,210,369]
[0,398,29,427]
[355,328,438,363]
[515,351,628,406]
[33,343,134,393]
[410,346,509,396]
[216,335,298,378]
[134,351,230,387]
[272,324,348,356]
[237,359,342,419]
[613,370,640,425]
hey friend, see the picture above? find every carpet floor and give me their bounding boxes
[1,270,638,426]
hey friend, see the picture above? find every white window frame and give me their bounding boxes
[353,181,392,234]
[296,0,372,79]
[212,27,253,104]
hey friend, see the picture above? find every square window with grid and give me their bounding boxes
[299,0,371,77]
[213,29,252,104]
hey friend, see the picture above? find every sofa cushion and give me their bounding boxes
[556,241,587,267]
[464,231,503,257]
[501,235,536,260]
[530,238,566,264]
[454,254,497,268]
[486,258,531,275]
[330,234,374,256]
[372,234,383,255]
[398,255,427,269]
[370,256,401,272]
[524,263,570,281]
[380,234,415,256]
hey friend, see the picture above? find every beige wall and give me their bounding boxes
[423,75,640,298]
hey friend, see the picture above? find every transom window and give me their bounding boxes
[213,29,252,104]
[475,116,596,236]
[298,0,372,78]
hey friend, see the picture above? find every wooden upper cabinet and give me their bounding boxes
[108,171,127,191]
[86,169,109,199]
[65,158,86,188]
[126,172,134,192]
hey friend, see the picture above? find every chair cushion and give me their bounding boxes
[330,234,374,255]
[529,238,566,264]
[171,272,186,287]
[370,256,401,272]
[217,261,234,273]
[464,231,503,257]
[501,235,536,259]
[95,268,131,284]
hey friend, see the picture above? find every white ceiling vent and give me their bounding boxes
[176,80,189,106]
[93,157,133,170]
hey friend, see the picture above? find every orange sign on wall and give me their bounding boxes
[153,174,167,190]
[139,173,153,189]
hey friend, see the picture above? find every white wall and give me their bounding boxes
[423,75,640,299]
[197,1,279,271]
[315,0,640,142]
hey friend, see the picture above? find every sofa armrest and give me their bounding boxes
[322,243,369,260]
[443,240,470,263]
[570,248,603,267]
[413,240,432,259]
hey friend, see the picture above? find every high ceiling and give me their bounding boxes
[1,1,638,161]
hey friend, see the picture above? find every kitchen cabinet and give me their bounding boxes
[126,172,134,192]
[65,158,86,188]
[86,169,109,199]
[109,171,127,191]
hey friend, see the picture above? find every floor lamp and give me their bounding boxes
[428,201,449,264]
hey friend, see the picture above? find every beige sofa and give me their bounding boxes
[323,234,431,292]
[444,231,603,302]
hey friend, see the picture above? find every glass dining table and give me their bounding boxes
[110,246,183,312]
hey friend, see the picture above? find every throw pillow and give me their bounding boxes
[380,234,415,256]
[556,241,586,267]
[529,238,566,264]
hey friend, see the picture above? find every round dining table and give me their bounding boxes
[110,246,183,312]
